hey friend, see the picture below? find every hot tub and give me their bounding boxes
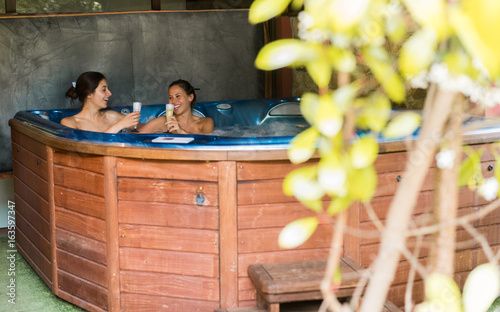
[9,98,500,311]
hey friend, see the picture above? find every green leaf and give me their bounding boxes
[249,0,292,24]
[315,93,343,137]
[363,46,406,103]
[349,136,379,169]
[419,273,462,312]
[318,150,347,196]
[306,56,333,89]
[278,217,319,249]
[255,39,316,71]
[288,127,320,164]
[386,14,408,44]
[463,263,500,312]
[398,27,438,77]
[327,47,356,73]
[355,93,392,133]
[382,112,421,139]
[347,166,377,201]
[283,165,324,201]
[327,196,352,216]
[458,147,484,189]
[486,297,500,312]
[401,0,450,40]
[300,93,321,126]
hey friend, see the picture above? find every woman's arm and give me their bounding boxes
[103,111,140,134]
[137,116,167,133]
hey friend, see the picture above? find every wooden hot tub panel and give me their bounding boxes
[116,158,221,311]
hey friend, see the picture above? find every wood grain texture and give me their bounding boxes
[120,248,219,278]
[55,207,106,242]
[120,293,221,312]
[14,194,50,240]
[12,159,49,199]
[118,200,218,230]
[16,228,52,285]
[118,177,218,206]
[237,160,314,181]
[57,249,107,287]
[53,165,104,197]
[119,224,219,254]
[13,177,49,220]
[11,129,48,160]
[58,270,108,310]
[219,161,239,308]
[53,151,104,174]
[55,186,105,219]
[56,228,107,265]
[120,271,220,301]
[12,142,48,179]
[237,180,292,205]
[117,157,218,181]
[15,212,51,260]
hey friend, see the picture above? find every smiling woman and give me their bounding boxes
[61,71,140,133]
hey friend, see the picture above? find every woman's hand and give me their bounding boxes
[104,111,140,133]
[165,116,188,134]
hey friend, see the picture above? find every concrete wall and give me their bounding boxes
[0,10,265,171]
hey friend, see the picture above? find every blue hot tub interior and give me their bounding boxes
[13,98,310,148]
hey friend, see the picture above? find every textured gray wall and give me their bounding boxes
[0,11,265,171]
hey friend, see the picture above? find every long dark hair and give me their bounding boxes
[169,79,197,108]
[66,71,106,105]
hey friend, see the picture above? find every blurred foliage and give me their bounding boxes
[16,0,102,13]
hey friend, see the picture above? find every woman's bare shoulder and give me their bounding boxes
[60,116,77,128]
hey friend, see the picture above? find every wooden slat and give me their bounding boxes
[57,289,106,312]
[117,157,218,181]
[119,224,219,254]
[237,160,314,181]
[47,145,57,293]
[12,159,49,199]
[344,202,361,263]
[57,249,107,287]
[373,152,408,173]
[118,177,218,206]
[238,180,292,206]
[374,168,434,198]
[119,248,219,278]
[238,225,332,254]
[15,212,51,260]
[13,177,49,220]
[104,156,120,312]
[16,240,52,289]
[55,186,105,219]
[120,271,219,301]
[11,129,47,160]
[120,293,221,312]
[58,270,108,310]
[16,228,52,284]
[219,161,238,308]
[14,194,50,240]
[53,151,104,174]
[53,165,104,196]
[118,201,218,230]
[56,228,107,265]
[238,202,326,229]
[12,142,48,180]
[55,207,106,242]
[238,249,331,277]
[239,289,257,302]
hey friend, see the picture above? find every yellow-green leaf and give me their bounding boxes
[382,112,421,139]
[386,13,408,44]
[288,127,320,164]
[458,147,484,189]
[300,93,321,126]
[283,165,324,201]
[315,93,343,137]
[327,47,356,73]
[349,136,379,169]
[255,39,316,71]
[347,166,377,201]
[278,217,319,249]
[327,0,371,33]
[318,150,347,196]
[402,0,450,40]
[249,0,292,24]
[425,273,462,304]
[398,27,438,77]
[363,46,406,103]
[355,93,392,133]
[327,196,352,216]
[450,1,500,79]
[306,56,333,89]
[463,263,500,312]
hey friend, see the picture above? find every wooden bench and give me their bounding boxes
[247,258,401,312]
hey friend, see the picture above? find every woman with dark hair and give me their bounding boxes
[139,79,214,134]
[61,71,140,133]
